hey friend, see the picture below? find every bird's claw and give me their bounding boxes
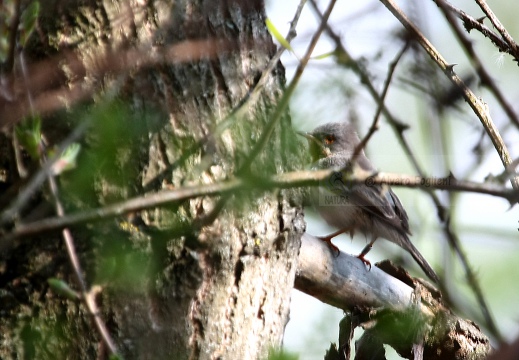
[317,236,340,257]
[357,254,372,271]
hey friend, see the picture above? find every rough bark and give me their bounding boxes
[0,1,304,359]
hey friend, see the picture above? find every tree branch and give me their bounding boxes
[431,0,511,57]
[238,0,338,174]
[379,0,519,190]
[474,0,519,61]
[433,0,519,129]
[3,169,516,242]
[295,233,491,360]
[295,233,430,314]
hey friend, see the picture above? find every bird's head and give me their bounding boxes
[299,122,361,162]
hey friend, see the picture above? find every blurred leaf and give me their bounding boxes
[266,18,293,52]
[60,99,149,207]
[19,1,40,47]
[15,115,42,159]
[95,232,151,292]
[312,50,337,60]
[267,348,299,360]
[51,143,81,175]
[47,278,80,300]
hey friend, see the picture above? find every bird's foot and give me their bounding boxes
[317,235,340,257]
[317,228,355,257]
[356,253,372,270]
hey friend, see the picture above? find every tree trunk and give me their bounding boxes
[0,1,304,359]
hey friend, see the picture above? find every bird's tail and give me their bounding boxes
[403,237,440,284]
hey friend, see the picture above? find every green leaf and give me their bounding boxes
[312,50,337,60]
[52,143,81,175]
[19,1,40,47]
[47,278,80,300]
[15,115,42,159]
[266,18,293,52]
[266,348,299,360]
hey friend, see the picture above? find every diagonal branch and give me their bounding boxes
[238,0,338,174]
[433,0,519,129]
[432,0,511,57]
[353,42,410,161]
[296,233,491,359]
[474,0,519,61]
[379,0,518,191]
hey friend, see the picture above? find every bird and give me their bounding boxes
[300,122,439,284]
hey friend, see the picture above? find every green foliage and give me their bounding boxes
[0,1,14,62]
[94,228,152,293]
[266,18,294,52]
[15,115,42,159]
[19,1,40,47]
[47,278,80,300]
[51,143,81,175]
[60,100,148,206]
[267,348,299,360]
[0,0,40,62]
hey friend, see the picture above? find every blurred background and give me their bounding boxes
[265,0,519,358]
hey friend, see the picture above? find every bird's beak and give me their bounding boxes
[296,131,318,143]
[297,131,328,160]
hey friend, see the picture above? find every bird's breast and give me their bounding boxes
[310,186,370,232]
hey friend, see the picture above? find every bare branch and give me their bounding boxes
[2,0,21,74]
[3,169,516,242]
[46,169,119,356]
[379,0,518,190]
[295,233,430,314]
[0,121,90,225]
[353,42,409,161]
[295,233,491,359]
[431,0,511,57]
[434,0,519,129]
[474,0,519,61]
[238,0,338,174]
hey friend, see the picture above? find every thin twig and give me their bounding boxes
[142,0,310,243]
[0,39,240,129]
[0,121,89,225]
[311,0,504,342]
[432,0,510,57]
[45,166,119,355]
[18,42,119,357]
[238,0,338,174]
[353,42,409,161]
[474,0,519,61]
[3,0,21,74]
[223,0,307,124]
[434,0,519,129]
[3,169,516,242]
[379,0,506,342]
[307,0,422,174]
[380,0,518,191]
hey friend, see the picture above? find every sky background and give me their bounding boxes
[265,1,519,358]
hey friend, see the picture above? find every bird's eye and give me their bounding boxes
[324,135,335,145]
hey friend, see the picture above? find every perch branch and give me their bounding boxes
[3,169,516,242]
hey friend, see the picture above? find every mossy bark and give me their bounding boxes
[0,1,304,359]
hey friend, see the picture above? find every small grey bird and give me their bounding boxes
[302,122,439,283]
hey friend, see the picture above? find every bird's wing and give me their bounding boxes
[338,179,411,236]
[317,155,411,235]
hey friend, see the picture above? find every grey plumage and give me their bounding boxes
[305,122,439,283]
